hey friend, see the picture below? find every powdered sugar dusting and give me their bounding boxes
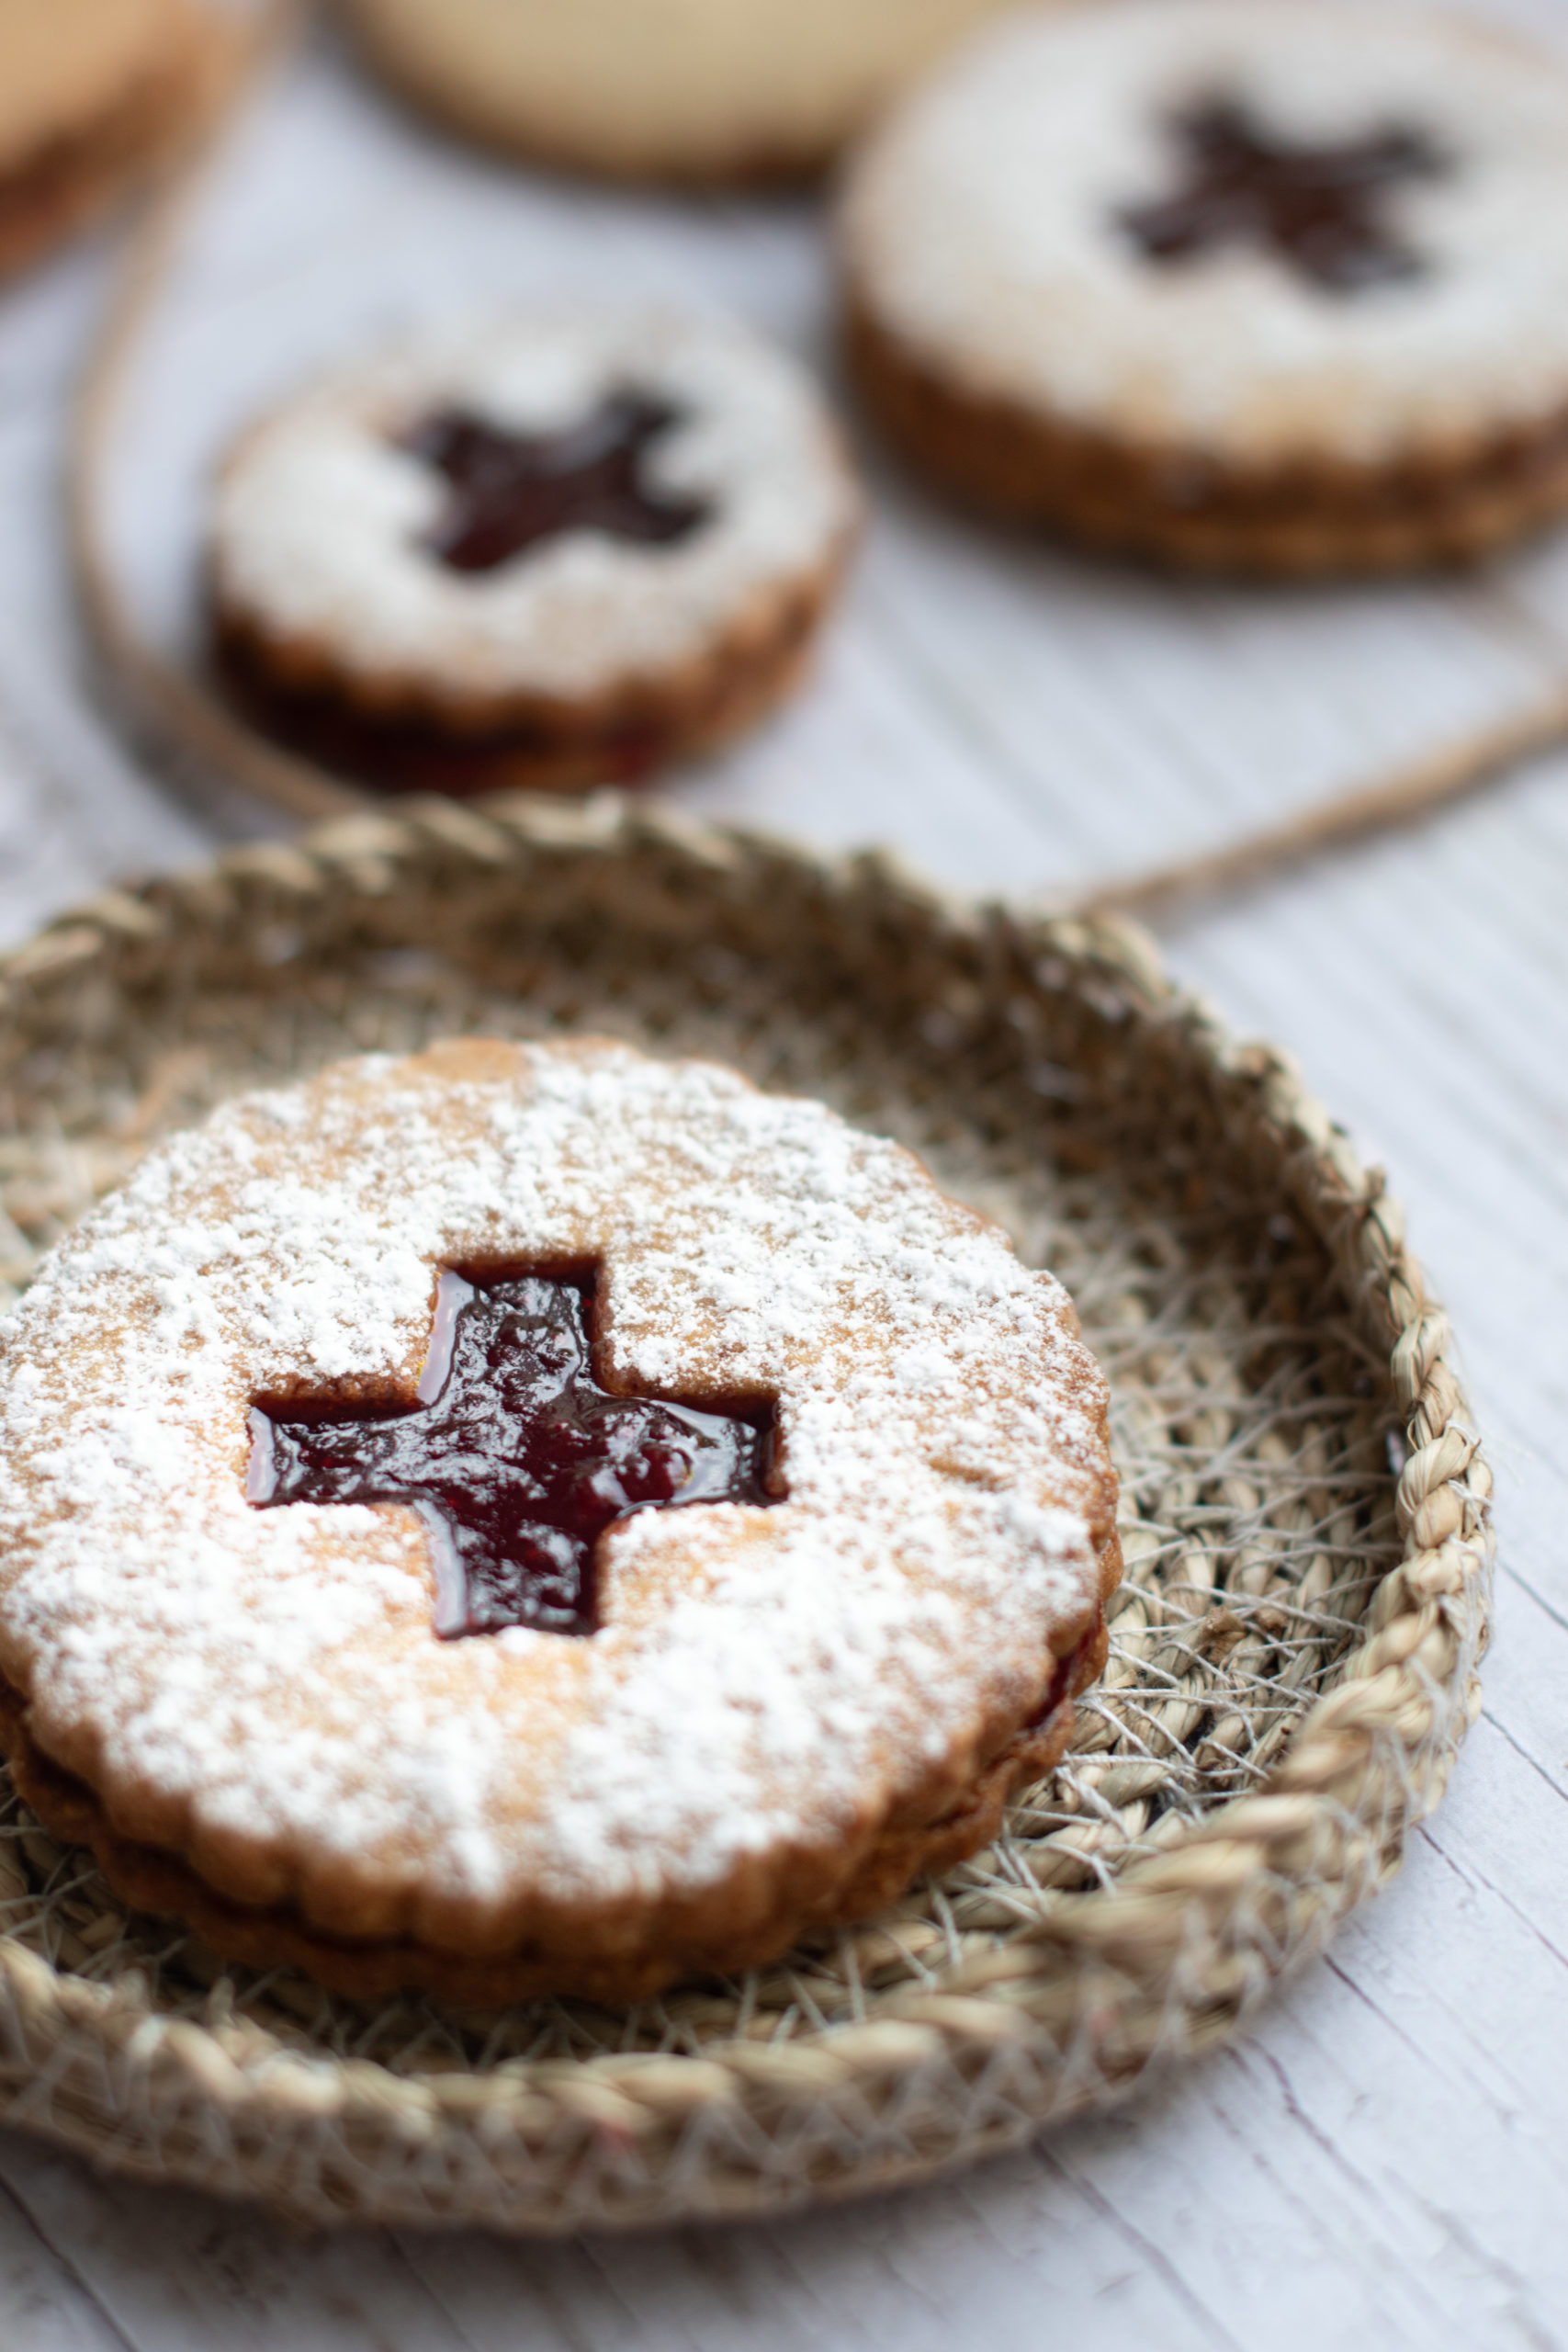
[0,1042,1113,1949]
[209,310,860,706]
[843,0,1568,462]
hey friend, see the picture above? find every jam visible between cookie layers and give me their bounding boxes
[248,1272,777,1639]
[1118,96,1451,292]
[401,393,712,572]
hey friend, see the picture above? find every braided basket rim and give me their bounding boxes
[0,793,1492,2233]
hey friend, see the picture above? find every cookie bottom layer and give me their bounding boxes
[0,10,226,282]
[846,301,1568,577]
[0,1608,1111,2007]
[212,560,842,798]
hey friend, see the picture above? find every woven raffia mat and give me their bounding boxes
[0,792,1490,2232]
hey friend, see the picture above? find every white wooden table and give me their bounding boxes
[2,8,1566,2343]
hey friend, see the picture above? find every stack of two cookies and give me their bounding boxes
[0,1040,1122,2002]
[840,1,1568,574]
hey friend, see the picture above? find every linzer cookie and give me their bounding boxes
[0,1039,1120,2005]
[337,0,1028,183]
[840,0,1568,573]
[208,311,861,796]
[0,0,226,281]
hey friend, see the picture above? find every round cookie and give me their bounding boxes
[840,0,1568,574]
[0,1038,1121,2006]
[209,311,862,797]
[337,0,1033,184]
[0,0,226,281]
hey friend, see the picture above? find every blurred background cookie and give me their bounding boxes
[840,0,1568,574]
[0,0,226,282]
[208,310,862,797]
[335,0,1034,183]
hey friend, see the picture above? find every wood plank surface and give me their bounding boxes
[0,8,1564,2344]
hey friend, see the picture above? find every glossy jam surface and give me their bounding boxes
[402,394,711,574]
[250,1272,774,1638]
[1118,96,1450,292]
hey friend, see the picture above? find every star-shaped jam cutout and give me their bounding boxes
[247,1271,777,1638]
[400,392,712,574]
[1116,95,1451,294]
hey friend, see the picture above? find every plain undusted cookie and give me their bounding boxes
[0,1038,1121,2006]
[337,0,1034,183]
[840,0,1568,573]
[209,311,862,797]
[0,0,228,281]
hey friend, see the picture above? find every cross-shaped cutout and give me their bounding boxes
[246,1271,778,1639]
[1116,95,1450,294]
[400,392,712,574]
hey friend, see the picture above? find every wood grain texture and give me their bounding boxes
[0,4,1565,2342]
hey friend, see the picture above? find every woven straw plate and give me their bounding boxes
[0,793,1489,2233]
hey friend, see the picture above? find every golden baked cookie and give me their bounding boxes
[337,0,1036,183]
[209,311,862,797]
[840,0,1568,574]
[0,1038,1120,2006]
[0,0,227,281]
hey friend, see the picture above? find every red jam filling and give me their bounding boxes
[401,394,711,573]
[1118,96,1450,293]
[248,1272,775,1638]
[1024,1645,1077,1735]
